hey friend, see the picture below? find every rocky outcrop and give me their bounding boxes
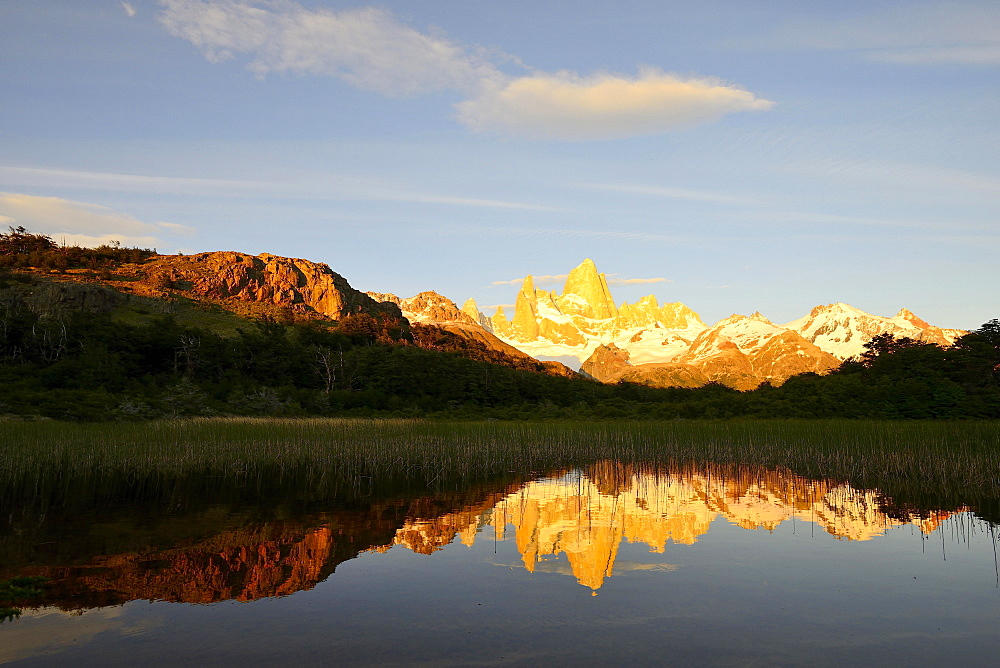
[404,292,475,326]
[142,251,401,321]
[618,362,711,389]
[461,298,493,332]
[581,343,710,389]
[368,289,577,377]
[580,343,632,382]
[557,258,617,320]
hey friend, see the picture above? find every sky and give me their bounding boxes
[1,0,997,329]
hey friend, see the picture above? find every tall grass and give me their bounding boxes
[1,418,998,508]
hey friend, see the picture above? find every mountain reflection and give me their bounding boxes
[391,462,965,591]
[1,462,979,608]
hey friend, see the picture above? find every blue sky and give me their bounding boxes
[1,0,997,328]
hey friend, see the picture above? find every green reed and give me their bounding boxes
[1,418,998,504]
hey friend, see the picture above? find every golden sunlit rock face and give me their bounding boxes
[391,463,963,591]
[140,251,402,321]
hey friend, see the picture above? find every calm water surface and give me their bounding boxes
[2,461,999,666]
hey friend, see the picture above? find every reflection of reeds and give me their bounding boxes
[1,418,997,516]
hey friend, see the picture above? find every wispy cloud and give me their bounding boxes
[607,276,671,285]
[157,221,198,236]
[0,192,193,249]
[0,165,561,212]
[748,3,1000,65]
[493,274,568,287]
[574,181,764,207]
[378,192,561,212]
[492,273,670,288]
[763,210,994,233]
[788,158,1000,196]
[0,164,274,196]
[457,69,773,140]
[121,2,137,18]
[158,0,499,96]
[159,1,773,139]
[445,225,683,245]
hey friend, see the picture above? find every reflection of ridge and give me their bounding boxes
[392,462,970,591]
[4,478,534,612]
[21,523,347,609]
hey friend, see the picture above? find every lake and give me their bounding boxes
[1,419,999,665]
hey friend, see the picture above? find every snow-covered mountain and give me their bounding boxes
[783,303,966,361]
[477,259,965,390]
[369,259,965,391]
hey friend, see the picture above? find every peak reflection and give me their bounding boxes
[391,462,966,591]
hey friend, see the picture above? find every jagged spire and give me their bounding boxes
[558,259,617,319]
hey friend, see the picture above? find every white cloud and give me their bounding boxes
[158,0,499,96]
[456,69,774,140]
[157,221,198,236]
[607,277,671,286]
[159,1,774,139]
[121,2,137,18]
[493,274,568,287]
[483,304,515,313]
[0,193,196,249]
[492,273,670,288]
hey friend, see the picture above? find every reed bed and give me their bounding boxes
[1,418,998,507]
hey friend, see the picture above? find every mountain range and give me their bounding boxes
[373,258,965,390]
[2,246,967,392]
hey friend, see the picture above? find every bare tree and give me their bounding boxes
[174,334,200,376]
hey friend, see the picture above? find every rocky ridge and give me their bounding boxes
[142,251,401,321]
